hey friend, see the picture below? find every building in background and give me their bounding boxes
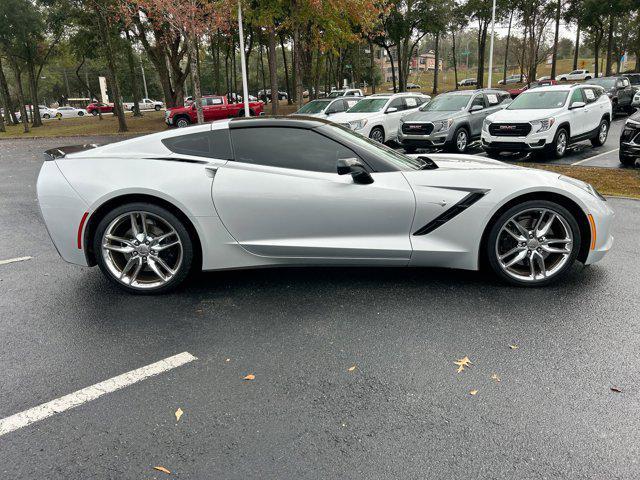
[375,48,443,83]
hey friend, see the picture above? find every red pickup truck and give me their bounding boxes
[165,95,264,127]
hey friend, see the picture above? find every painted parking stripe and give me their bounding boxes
[0,256,32,266]
[571,148,619,166]
[0,352,197,437]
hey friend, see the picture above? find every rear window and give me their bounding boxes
[162,130,233,159]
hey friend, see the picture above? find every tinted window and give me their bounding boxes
[162,130,233,159]
[230,127,356,173]
[388,97,405,111]
[570,89,584,104]
[471,95,485,108]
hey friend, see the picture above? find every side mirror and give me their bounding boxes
[337,158,374,184]
[470,104,484,112]
[385,106,398,113]
[569,101,586,109]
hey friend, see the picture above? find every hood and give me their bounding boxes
[401,109,467,123]
[487,107,562,122]
[411,153,522,171]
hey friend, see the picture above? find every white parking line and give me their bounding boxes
[571,148,619,166]
[0,256,32,266]
[0,352,197,437]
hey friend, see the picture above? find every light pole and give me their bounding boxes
[237,0,250,117]
[487,0,497,87]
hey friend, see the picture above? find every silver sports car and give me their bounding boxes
[37,117,614,293]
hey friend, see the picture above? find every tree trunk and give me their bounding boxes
[432,33,440,95]
[259,39,267,100]
[187,36,204,123]
[573,25,580,70]
[125,31,142,117]
[519,28,527,82]
[7,56,29,133]
[551,0,561,79]
[279,33,292,104]
[267,25,278,115]
[26,60,42,127]
[96,10,127,132]
[0,56,18,125]
[605,16,614,76]
[594,37,601,78]
[451,29,459,89]
[293,23,303,109]
[503,12,513,84]
[369,41,376,94]
[384,45,397,93]
[231,39,238,102]
[476,23,488,88]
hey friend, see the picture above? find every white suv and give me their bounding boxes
[557,69,593,81]
[329,93,430,143]
[481,84,612,159]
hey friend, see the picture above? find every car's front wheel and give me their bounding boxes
[448,127,469,153]
[78,111,84,116]
[486,200,581,286]
[546,127,568,159]
[94,203,194,294]
[369,126,385,143]
[175,116,191,128]
[42,113,50,119]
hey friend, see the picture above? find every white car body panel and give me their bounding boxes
[36,121,614,278]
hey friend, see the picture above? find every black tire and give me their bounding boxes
[369,126,385,143]
[154,105,161,111]
[403,145,417,154]
[93,202,194,294]
[591,118,609,147]
[42,113,50,119]
[175,116,191,128]
[485,200,581,287]
[91,110,98,116]
[78,111,84,116]
[619,153,637,166]
[546,127,569,159]
[584,76,592,80]
[447,127,469,153]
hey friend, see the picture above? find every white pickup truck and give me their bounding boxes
[123,98,164,111]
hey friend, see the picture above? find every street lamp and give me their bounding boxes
[487,0,497,87]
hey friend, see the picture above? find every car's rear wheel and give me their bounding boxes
[546,127,568,159]
[55,112,62,118]
[369,126,385,143]
[154,105,161,111]
[94,203,194,294]
[486,200,581,286]
[42,113,50,119]
[78,111,84,116]
[591,118,609,147]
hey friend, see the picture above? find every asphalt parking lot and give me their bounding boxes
[1,135,640,479]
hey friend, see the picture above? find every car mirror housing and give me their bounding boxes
[337,158,374,184]
[385,107,398,114]
[470,105,484,112]
[569,101,586,109]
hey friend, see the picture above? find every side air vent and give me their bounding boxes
[413,189,489,236]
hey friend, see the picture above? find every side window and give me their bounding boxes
[331,100,346,113]
[471,95,485,108]
[583,88,597,103]
[230,127,357,173]
[211,97,223,105]
[162,130,233,159]
[344,99,360,110]
[485,93,500,106]
[404,97,419,109]
[569,89,584,104]
[387,97,404,111]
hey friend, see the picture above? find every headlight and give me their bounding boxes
[348,119,368,130]
[433,118,453,132]
[530,117,555,133]
[625,118,640,127]
[559,175,606,201]
[482,119,491,132]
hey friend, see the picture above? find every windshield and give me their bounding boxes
[626,75,640,85]
[588,78,616,89]
[507,91,568,109]
[326,124,425,171]
[296,100,331,114]
[327,91,344,98]
[347,98,388,113]
[420,95,471,112]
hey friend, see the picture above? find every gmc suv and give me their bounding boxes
[397,89,511,153]
[482,84,612,159]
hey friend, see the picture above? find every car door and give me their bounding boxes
[619,78,634,106]
[211,126,416,263]
[568,88,589,136]
[582,86,605,130]
[467,94,488,136]
[382,97,406,139]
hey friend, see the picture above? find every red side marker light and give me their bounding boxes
[77,212,89,249]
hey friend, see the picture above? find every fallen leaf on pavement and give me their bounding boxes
[610,387,623,393]
[469,390,478,396]
[491,373,501,382]
[348,365,357,372]
[153,466,171,474]
[242,374,255,381]
[225,358,231,363]
[175,408,183,422]
[454,356,472,373]
[509,344,519,350]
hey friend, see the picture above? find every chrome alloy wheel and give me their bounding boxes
[495,208,573,282]
[369,128,384,143]
[556,130,567,156]
[598,122,608,143]
[101,211,183,289]
[456,129,468,152]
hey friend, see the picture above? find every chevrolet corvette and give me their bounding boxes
[37,117,614,293]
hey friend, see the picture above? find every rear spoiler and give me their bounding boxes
[44,144,100,161]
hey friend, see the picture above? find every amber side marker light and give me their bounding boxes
[587,214,596,250]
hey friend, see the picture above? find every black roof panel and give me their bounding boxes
[229,115,332,129]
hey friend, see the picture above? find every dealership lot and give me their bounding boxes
[1,134,640,478]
